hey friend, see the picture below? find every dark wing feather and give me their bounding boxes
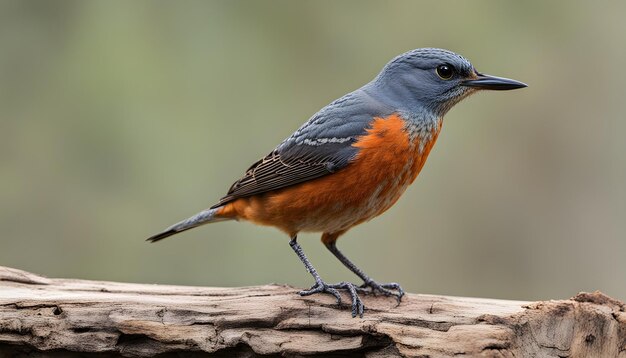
[211,150,333,208]
[211,88,392,208]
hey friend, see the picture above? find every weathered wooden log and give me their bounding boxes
[0,265,624,357]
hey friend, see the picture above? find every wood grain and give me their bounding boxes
[0,266,624,357]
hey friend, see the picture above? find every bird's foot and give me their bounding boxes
[299,281,365,318]
[358,280,404,303]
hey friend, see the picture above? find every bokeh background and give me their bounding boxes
[1,0,625,303]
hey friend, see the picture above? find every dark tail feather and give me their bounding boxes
[146,228,187,243]
[147,207,230,243]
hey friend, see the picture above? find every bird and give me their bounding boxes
[147,48,527,317]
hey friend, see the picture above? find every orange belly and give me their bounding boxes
[217,113,442,237]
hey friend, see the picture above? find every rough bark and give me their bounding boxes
[0,266,624,357]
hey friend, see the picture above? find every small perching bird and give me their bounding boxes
[148,48,527,317]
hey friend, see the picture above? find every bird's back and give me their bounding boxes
[212,86,395,208]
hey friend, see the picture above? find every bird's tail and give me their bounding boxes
[146,207,231,243]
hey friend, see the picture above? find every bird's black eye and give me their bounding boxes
[436,64,455,80]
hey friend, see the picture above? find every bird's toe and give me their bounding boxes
[299,280,365,317]
[359,280,404,302]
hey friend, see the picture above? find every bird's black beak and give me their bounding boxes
[461,72,527,91]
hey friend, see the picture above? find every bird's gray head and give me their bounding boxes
[369,48,526,116]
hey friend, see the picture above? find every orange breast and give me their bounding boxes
[218,113,442,237]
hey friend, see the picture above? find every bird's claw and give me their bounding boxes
[358,280,405,303]
[299,281,342,304]
[299,281,365,317]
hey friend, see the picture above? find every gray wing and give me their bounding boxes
[211,87,393,208]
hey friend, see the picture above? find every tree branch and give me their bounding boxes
[0,265,624,357]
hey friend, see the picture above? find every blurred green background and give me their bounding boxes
[1,0,625,303]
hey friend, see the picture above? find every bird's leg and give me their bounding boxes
[325,241,404,302]
[289,236,364,317]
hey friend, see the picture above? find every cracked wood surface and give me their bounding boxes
[0,266,625,357]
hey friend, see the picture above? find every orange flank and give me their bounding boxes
[216,113,442,239]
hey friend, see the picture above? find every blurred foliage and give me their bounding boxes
[1,0,625,302]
